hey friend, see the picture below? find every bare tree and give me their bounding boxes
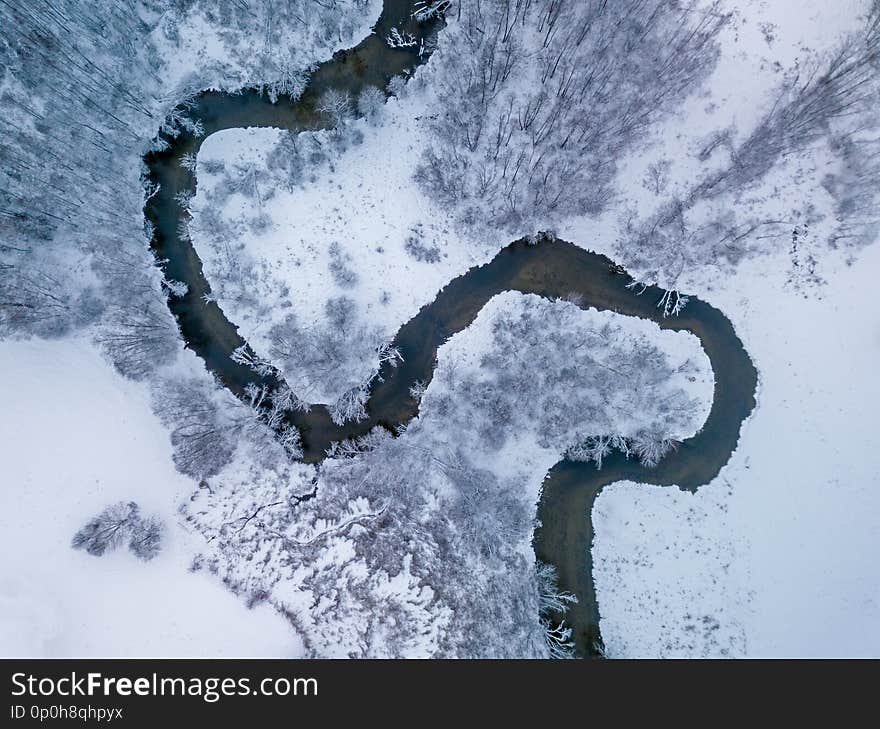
[72,501,165,561]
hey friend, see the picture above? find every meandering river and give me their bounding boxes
[145,0,758,657]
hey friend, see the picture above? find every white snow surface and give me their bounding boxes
[592,242,880,658]
[0,337,303,657]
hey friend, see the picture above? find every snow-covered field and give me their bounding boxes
[593,243,880,658]
[0,338,303,657]
[190,99,502,403]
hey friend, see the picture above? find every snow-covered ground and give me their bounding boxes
[190,99,503,403]
[0,337,303,657]
[564,0,880,657]
[593,242,880,658]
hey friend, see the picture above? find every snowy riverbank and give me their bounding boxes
[0,337,303,657]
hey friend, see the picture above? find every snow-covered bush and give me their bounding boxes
[328,242,359,288]
[267,296,399,416]
[72,502,165,561]
[404,224,443,263]
[356,86,386,123]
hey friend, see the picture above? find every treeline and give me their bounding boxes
[415,0,729,233]
[619,1,880,289]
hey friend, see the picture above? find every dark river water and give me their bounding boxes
[145,0,758,657]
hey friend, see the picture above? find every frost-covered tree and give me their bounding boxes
[423,293,705,465]
[356,86,386,124]
[72,501,164,561]
[184,422,553,657]
[267,296,400,418]
[179,291,709,658]
[536,562,577,659]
